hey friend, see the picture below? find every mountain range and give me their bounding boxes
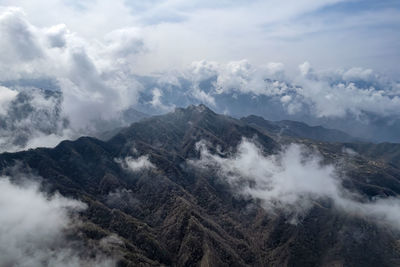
[1,104,400,266]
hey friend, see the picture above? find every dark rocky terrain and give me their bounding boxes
[1,104,400,266]
[241,115,362,143]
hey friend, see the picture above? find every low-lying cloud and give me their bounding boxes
[0,176,116,266]
[116,155,156,172]
[190,139,400,229]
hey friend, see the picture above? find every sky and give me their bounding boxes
[0,0,400,151]
[1,1,400,260]
[0,0,399,76]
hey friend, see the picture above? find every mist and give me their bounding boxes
[0,176,116,266]
[190,139,400,229]
[115,155,156,172]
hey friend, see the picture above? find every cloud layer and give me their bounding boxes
[171,60,400,119]
[0,3,400,152]
[190,139,400,229]
[151,60,400,141]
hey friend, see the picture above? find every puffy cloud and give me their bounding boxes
[215,60,263,94]
[0,176,116,266]
[185,60,288,98]
[0,7,43,63]
[188,60,219,82]
[0,6,145,124]
[342,67,374,82]
[162,60,400,122]
[293,62,400,118]
[0,7,146,152]
[190,139,400,229]
[116,155,156,172]
[298,61,312,77]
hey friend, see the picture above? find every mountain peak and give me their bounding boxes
[176,104,214,114]
[188,103,208,112]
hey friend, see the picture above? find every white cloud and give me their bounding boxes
[0,7,43,63]
[0,7,146,151]
[103,27,145,61]
[190,139,400,229]
[169,60,400,120]
[23,130,73,151]
[116,155,156,172]
[191,86,216,107]
[0,7,145,129]
[0,176,116,266]
[150,88,175,111]
[45,23,69,48]
[0,2,399,150]
[293,63,400,118]
[188,60,219,82]
[266,62,285,77]
[0,86,17,115]
[0,0,398,75]
[342,67,374,82]
[280,95,291,103]
[298,61,312,77]
[215,60,263,94]
[185,60,287,99]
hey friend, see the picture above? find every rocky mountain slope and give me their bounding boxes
[1,105,400,266]
[241,115,361,143]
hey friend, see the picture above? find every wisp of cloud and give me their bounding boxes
[115,155,156,172]
[190,139,400,229]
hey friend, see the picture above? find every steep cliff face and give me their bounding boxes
[1,105,400,266]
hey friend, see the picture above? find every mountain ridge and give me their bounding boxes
[241,114,364,143]
[1,104,400,266]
